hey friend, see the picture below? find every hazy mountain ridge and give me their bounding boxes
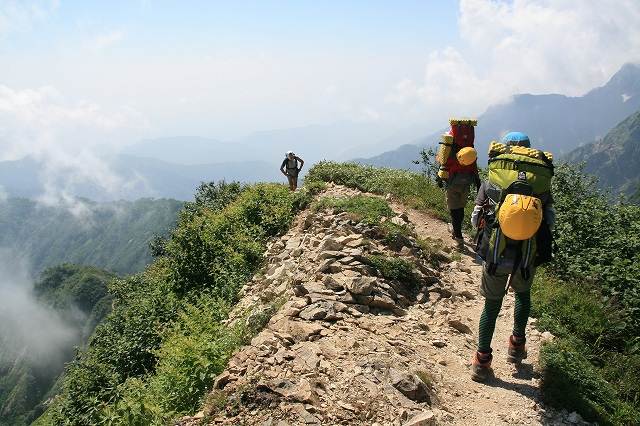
[561,110,640,201]
[0,197,183,276]
[2,64,639,203]
[0,154,276,202]
[353,63,640,170]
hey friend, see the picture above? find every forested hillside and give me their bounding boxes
[561,110,640,201]
[0,265,117,426]
[0,197,184,275]
[30,164,639,425]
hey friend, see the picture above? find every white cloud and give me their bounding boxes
[83,27,127,52]
[0,85,152,208]
[387,0,640,121]
[0,85,148,159]
[0,0,58,38]
[0,247,81,368]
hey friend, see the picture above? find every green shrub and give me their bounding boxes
[98,298,244,425]
[531,276,627,350]
[539,338,637,425]
[37,182,299,425]
[305,160,454,224]
[311,194,394,225]
[551,163,640,334]
[165,183,295,298]
[365,254,419,289]
[533,260,640,424]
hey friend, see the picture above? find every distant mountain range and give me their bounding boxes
[354,63,640,169]
[0,154,276,202]
[1,63,639,202]
[117,121,405,167]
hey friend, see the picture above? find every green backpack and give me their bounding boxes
[475,142,555,282]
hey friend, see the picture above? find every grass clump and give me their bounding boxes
[366,254,419,289]
[305,161,450,222]
[532,275,640,425]
[311,194,394,226]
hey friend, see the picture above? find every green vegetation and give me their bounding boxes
[310,161,640,424]
[531,163,640,425]
[28,159,639,425]
[312,194,395,224]
[366,254,420,289]
[305,161,451,221]
[35,182,300,426]
[0,197,184,275]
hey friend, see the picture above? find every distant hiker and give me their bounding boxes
[280,150,304,191]
[470,131,556,382]
[435,118,481,250]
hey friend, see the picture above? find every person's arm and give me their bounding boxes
[471,180,487,228]
[280,160,288,176]
[297,157,304,171]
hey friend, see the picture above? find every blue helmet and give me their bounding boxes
[502,132,531,148]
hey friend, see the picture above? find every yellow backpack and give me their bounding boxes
[476,142,555,280]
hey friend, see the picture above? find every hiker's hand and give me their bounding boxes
[436,176,443,188]
[471,205,483,228]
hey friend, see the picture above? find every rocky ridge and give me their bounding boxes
[176,184,595,426]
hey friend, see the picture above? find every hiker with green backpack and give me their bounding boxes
[470,131,557,383]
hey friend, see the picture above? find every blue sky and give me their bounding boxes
[1,0,640,163]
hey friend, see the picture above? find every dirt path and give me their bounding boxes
[393,203,590,426]
[183,185,594,426]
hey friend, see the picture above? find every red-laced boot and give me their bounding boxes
[471,351,492,382]
[507,335,527,363]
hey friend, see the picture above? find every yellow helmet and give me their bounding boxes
[498,194,543,240]
[456,147,477,166]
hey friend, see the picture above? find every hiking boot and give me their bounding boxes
[507,335,527,363]
[471,351,492,382]
[455,237,465,249]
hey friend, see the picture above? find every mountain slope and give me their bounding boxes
[0,197,183,275]
[561,110,640,199]
[32,169,635,425]
[354,63,640,169]
[177,184,592,426]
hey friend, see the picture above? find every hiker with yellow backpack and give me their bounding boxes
[436,118,481,250]
[470,131,557,382]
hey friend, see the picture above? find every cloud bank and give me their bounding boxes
[0,248,82,370]
[388,0,640,121]
[0,1,639,205]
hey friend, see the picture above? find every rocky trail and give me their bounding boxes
[177,184,594,426]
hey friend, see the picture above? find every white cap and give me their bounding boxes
[286,150,294,156]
